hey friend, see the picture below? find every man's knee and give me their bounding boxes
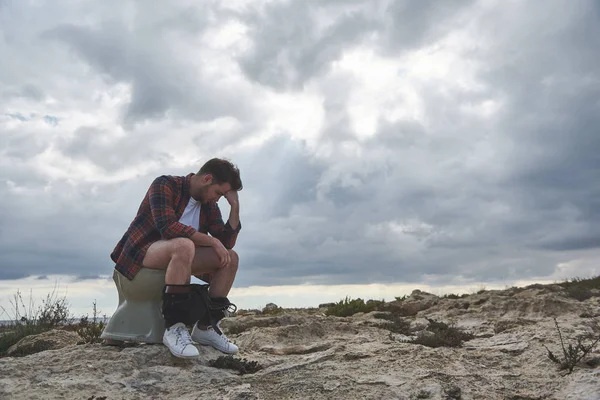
[170,237,196,262]
[228,249,239,267]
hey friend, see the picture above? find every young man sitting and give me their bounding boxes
[110,158,242,358]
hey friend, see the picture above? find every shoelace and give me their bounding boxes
[174,326,194,347]
[209,326,233,348]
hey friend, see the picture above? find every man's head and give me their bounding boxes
[194,158,242,203]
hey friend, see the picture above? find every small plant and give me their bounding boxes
[471,285,486,295]
[373,313,412,335]
[543,317,600,374]
[0,287,70,356]
[395,295,408,302]
[325,297,384,317]
[209,355,262,374]
[261,305,284,315]
[444,386,462,399]
[75,301,106,344]
[410,318,474,348]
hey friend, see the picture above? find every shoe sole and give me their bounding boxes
[163,339,200,359]
[194,340,238,354]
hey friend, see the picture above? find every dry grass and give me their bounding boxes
[543,317,600,374]
[1,288,106,356]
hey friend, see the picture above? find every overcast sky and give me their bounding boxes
[1,0,599,313]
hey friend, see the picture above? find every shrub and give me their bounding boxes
[209,355,262,374]
[410,318,474,348]
[564,286,594,302]
[325,297,384,317]
[373,313,412,335]
[543,317,600,374]
[75,301,106,344]
[558,276,600,302]
[261,305,284,316]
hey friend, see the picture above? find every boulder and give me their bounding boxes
[387,290,439,316]
[7,329,81,357]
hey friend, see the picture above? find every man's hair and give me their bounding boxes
[199,158,243,191]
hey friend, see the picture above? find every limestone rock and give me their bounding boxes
[7,329,80,357]
[0,284,599,399]
[387,289,439,316]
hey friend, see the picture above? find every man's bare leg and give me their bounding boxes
[142,238,241,353]
[191,248,239,297]
[142,238,205,358]
[142,238,239,295]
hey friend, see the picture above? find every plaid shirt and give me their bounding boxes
[111,173,241,282]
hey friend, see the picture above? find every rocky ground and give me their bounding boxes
[1,284,599,400]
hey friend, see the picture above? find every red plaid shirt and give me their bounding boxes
[111,173,241,282]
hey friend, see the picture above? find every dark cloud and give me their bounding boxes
[227,1,600,286]
[236,135,325,217]
[44,15,254,126]
[239,2,375,90]
[0,173,167,280]
[237,0,477,90]
[56,126,172,173]
[0,84,45,102]
[0,0,598,289]
[381,0,477,52]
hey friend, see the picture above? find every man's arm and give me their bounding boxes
[225,190,240,231]
[206,191,241,249]
[148,176,197,240]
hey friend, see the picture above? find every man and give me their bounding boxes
[110,158,242,359]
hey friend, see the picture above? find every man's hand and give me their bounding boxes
[224,189,240,231]
[212,237,231,268]
[224,190,239,207]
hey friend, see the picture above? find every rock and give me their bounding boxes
[225,384,258,400]
[323,381,341,391]
[387,290,439,316]
[0,283,599,399]
[259,342,332,355]
[7,329,80,357]
[464,333,530,355]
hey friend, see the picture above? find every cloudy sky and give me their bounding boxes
[1,0,599,316]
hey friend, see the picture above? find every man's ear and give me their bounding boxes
[202,174,213,185]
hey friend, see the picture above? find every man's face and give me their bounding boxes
[200,175,231,203]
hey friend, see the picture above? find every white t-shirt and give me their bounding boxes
[179,197,201,230]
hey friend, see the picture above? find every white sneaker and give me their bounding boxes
[191,324,239,354]
[163,322,200,359]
